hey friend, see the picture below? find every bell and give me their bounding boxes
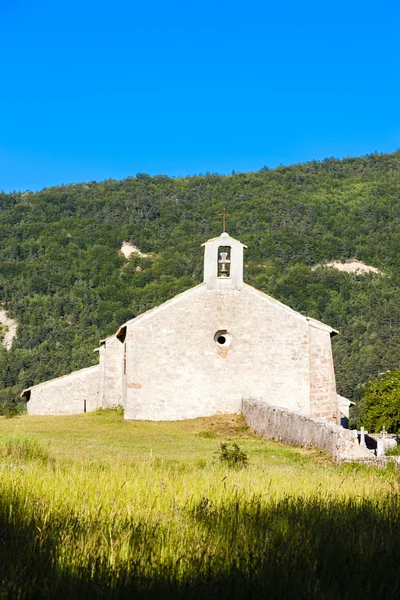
[218,251,231,277]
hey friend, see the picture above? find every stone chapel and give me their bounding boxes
[22,231,342,423]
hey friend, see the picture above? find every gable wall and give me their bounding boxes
[124,286,313,420]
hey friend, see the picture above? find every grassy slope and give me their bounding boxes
[1,412,332,486]
[1,412,400,598]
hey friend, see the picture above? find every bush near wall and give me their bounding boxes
[361,370,400,433]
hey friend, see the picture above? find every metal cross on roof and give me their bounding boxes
[218,208,231,233]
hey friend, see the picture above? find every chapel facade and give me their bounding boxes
[22,232,341,423]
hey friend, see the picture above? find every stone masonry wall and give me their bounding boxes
[308,324,338,422]
[124,284,316,421]
[98,336,124,409]
[27,365,100,415]
[242,398,372,460]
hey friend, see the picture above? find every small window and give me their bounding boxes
[214,330,232,347]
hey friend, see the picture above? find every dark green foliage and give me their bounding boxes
[214,442,249,469]
[385,444,400,456]
[2,152,400,418]
[0,384,26,417]
[360,370,400,433]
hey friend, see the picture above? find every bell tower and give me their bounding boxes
[202,232,247,290]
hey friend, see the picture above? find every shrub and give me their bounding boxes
[384,444,400,456]
[3,402,21,418]
[214,442,249,469]
[361,370,400,433]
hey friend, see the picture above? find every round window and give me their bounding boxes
[214,330,232,347]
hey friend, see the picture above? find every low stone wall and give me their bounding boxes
[242,398,372,461]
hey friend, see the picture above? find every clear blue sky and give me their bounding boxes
[1,0,399,192]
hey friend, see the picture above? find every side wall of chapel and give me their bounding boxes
[98,336,124,409]
[308,324,338,423]
[27,365,100,415]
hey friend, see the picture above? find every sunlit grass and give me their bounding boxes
[0,411,399,598]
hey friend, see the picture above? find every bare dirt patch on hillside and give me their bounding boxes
[120,242,150,259]
[0,309,17,350]
[314,259,381,275]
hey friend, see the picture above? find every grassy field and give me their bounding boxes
[1,410,400,599]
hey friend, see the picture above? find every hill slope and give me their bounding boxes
[2,151,400,419]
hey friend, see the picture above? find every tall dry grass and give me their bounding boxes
[0,411,399,598]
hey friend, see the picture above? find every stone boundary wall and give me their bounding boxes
[242,398,372,461]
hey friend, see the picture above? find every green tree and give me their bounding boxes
[361,371,400,433]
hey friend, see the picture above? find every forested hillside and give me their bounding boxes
[2,151,400,423]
